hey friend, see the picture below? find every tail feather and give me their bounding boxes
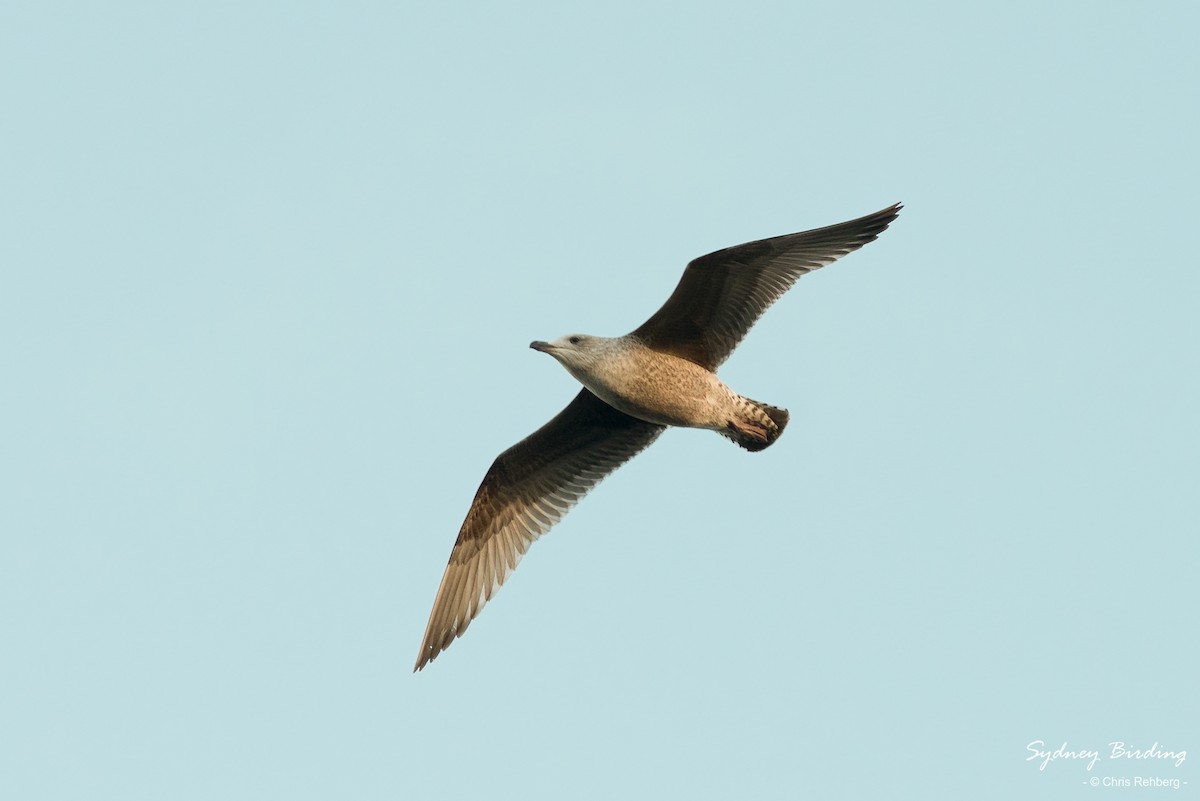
[722,398,789,452]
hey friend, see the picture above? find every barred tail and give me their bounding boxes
[721,397,790,452]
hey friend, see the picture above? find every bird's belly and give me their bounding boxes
[572,353,730,429]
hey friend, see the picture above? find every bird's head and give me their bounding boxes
[529,334,606,374]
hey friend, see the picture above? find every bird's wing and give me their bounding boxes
[414,389,664,670]
[630,203,901,369]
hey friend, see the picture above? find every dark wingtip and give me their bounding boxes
[872,201,903,229]
[849,202,903,244]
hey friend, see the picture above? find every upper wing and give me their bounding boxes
[414,389,665,671]
[630,203,902,369]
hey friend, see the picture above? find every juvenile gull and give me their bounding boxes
[414,203,902,671]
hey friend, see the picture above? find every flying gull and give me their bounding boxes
[414,203,902,670]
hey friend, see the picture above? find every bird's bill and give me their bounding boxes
[530,340,554,352]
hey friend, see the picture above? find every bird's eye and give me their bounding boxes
[568,336,581,344]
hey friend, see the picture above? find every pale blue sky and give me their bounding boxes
[2,2,1196,799]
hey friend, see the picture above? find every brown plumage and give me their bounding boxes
[415,203,901,670]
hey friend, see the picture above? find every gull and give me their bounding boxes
[414,203,901,670]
